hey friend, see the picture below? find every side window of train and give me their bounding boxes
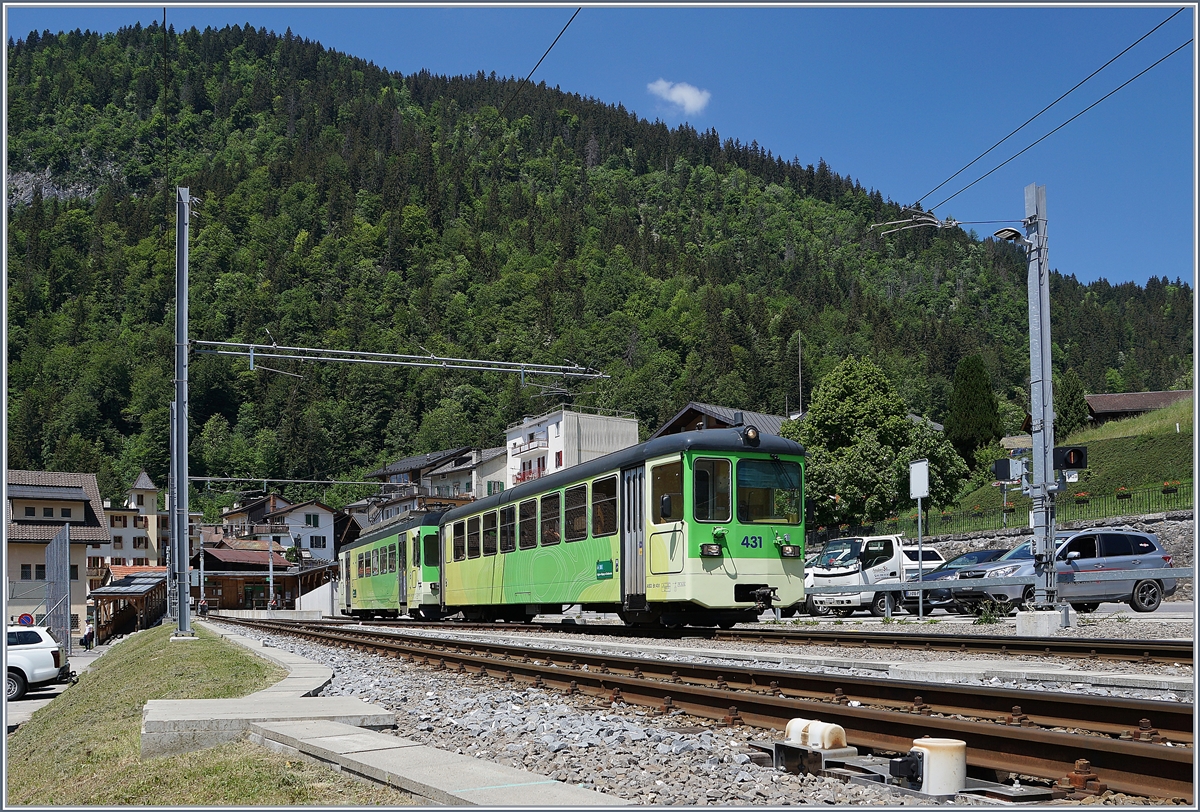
[592,476,618,537]
[499,505,516,553]
[390,543,397,573]
[423,533,438,569]
[540,493,561,546]
[693,458,731,522]
[453,521,467,561]
[519,499,537,549]
[564,484,588,542]
[357,552,363,578]
[651,460,683,524]
[467,516,481,558]
[411,534,420,568]
[482,511,498,556]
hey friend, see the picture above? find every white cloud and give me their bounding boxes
[647,78,711,115]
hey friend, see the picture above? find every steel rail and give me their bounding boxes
[216,617,1194,801]
[349,617,1195,665]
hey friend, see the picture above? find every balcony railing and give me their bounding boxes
[511,437,549,456]
[514,469,547,484]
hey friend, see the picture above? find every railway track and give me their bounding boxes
[217,616,1194,801]
[344,617,1195,665]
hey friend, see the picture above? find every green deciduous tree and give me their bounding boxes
[781,356,966,527]
[945,355,1000,469]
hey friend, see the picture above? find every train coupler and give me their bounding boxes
[753,586,779,611]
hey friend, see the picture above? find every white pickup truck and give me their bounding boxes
[7,625,73,700]
[809,535,945,617]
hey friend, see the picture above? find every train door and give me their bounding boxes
[397,535,408,606]
[621,466,647,610]
[343,552,352,612]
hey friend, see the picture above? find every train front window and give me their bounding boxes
[693,458,731,522]
[736,459,801,524]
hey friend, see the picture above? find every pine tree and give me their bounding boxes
[1055,369,1090,438]
[945,355,1001,469]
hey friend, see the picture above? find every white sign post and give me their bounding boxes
[909,459,930,619]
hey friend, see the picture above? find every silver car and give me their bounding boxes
[951,527,1176,614]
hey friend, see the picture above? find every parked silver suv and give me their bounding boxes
[951,528,1176,614]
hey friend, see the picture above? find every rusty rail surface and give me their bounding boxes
[215,616,1193,801]
[340,616,1194,665]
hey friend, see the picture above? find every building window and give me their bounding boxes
[43,507,53,518]
[112,558,126,566]
[310,536,326,549]
[20,564,31,580]
[35,564,46,580]
[88,557,104,568]
[24,506,34,517]
[61,507,72,518]
[487,480,504,496]
[136,493,144,506]
[555,451,563,468]
[133,537,148,549]
[305,514,320,527]
[70,565,78,580]
[112,536,123,549]
[133,558,148,566]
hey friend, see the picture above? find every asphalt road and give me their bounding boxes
[5,643,108,734]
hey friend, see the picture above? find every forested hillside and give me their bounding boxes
[6,22,1192,506]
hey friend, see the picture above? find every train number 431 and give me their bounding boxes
[740,535,763,549]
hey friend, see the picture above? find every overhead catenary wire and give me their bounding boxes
[191,339,609,378]
[913,7,1187,211]
[929,37,1193,214]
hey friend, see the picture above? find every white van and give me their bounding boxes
[810,535,944,617]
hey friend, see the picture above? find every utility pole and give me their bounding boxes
[1024,183,1057,610]
[172,187,193,637]
[996,184,1057,610]
[797,336,802,415]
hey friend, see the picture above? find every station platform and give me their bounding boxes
[141,622,625,806]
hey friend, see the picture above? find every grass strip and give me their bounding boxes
[5,623,412,806]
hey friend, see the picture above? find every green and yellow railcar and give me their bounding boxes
[340,512,442,619]
[439,427,804,627]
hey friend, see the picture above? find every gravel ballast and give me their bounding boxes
[214,620,1194,805]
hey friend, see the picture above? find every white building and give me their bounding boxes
[423,447,507,498]
[259,500,338,561]
[505,407,639,487]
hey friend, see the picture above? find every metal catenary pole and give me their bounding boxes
[174,188,192,634]
[1022,183,1057,609]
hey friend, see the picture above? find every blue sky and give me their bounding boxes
[5,5,1195,287]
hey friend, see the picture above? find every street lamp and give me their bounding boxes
[992,226,1031,246]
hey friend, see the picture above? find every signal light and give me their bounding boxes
[1053,446,1088,470]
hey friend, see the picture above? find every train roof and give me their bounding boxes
[441,428,803,524]
[344,510,443,552]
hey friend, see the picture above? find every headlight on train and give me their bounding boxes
[700,543,723,557]
[780,545,802,557]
